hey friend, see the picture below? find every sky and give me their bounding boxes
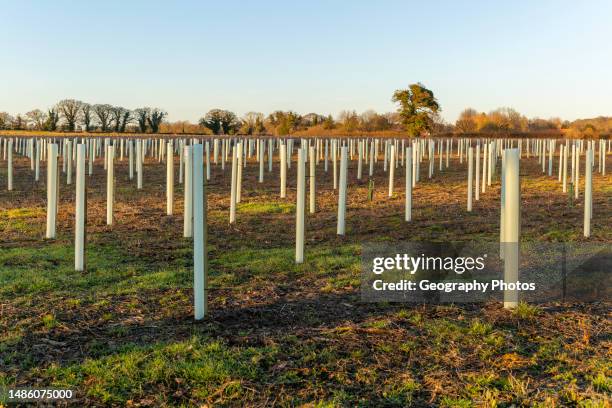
[1,0,611,124]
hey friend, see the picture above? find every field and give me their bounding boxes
[1,137,611,407]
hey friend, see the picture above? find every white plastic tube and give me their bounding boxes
[309,145,316,214]
[388,145,395,197]
[475,143,480,201]
[503,148,520,309]
[230,145,238,223]
[584,150,592,237]
[467,146,473,211]
[333,140,338,190]
[192,143,207,320]
[259,140,264,183]
[280,143,287,198]
[357,141,363,180]
[184,145,193,238]
[35,140,40,182]
[405,147,412,222]
[7,139,13,191]
[46,143,58,239]
[167,141,174,215]
[137,140,143,189]
[337,146,348,235]
[482,142,487,193]
[75,144,86,271]
[106,145,114,225]
[205,141,211,181]
[236,142,242,203]
[369,140,374,177]
[296,148,306,263]
[66,140,73,185]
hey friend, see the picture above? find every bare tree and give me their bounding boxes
[147,108,167,133]
[26,109,47,130]
[81,103,93,132]
[430,112,453,134]
[110,106,128,132]
[134,108,149,133]
[57,99,83,131]
[93,104,113,132]
[12,114,25,130]
[240,112,264,134]
[120,110,132,132]
[359,109,377,131]
[338,110,359,132]
[455,108,478,133]
[0,112,13,129]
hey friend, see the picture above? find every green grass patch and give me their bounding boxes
[237,201,295,214]
[512,302,541,320]
[44,335,268,405]
[0,242,187,298]
[210,243,360,288]
[0,207,45,233]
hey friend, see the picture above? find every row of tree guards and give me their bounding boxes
[1,136,609,318]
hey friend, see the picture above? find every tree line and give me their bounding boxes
[191,83,443,136]
[1,85,608,137]
[0,100,167,133]
[0,84,443,136]
[455,107,565,133]
[454,107,612,137]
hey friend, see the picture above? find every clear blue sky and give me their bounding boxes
[1,0,611,123]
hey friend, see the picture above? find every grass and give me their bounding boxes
[591,372,612,393]
[2,237,609,406]
[236,201,295,214]
[0,242,167,297]
[41,314,57,329]
[512,302,541,320]
[1,151,610,406]
[44,336,266,405]
[0,207,45,236]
